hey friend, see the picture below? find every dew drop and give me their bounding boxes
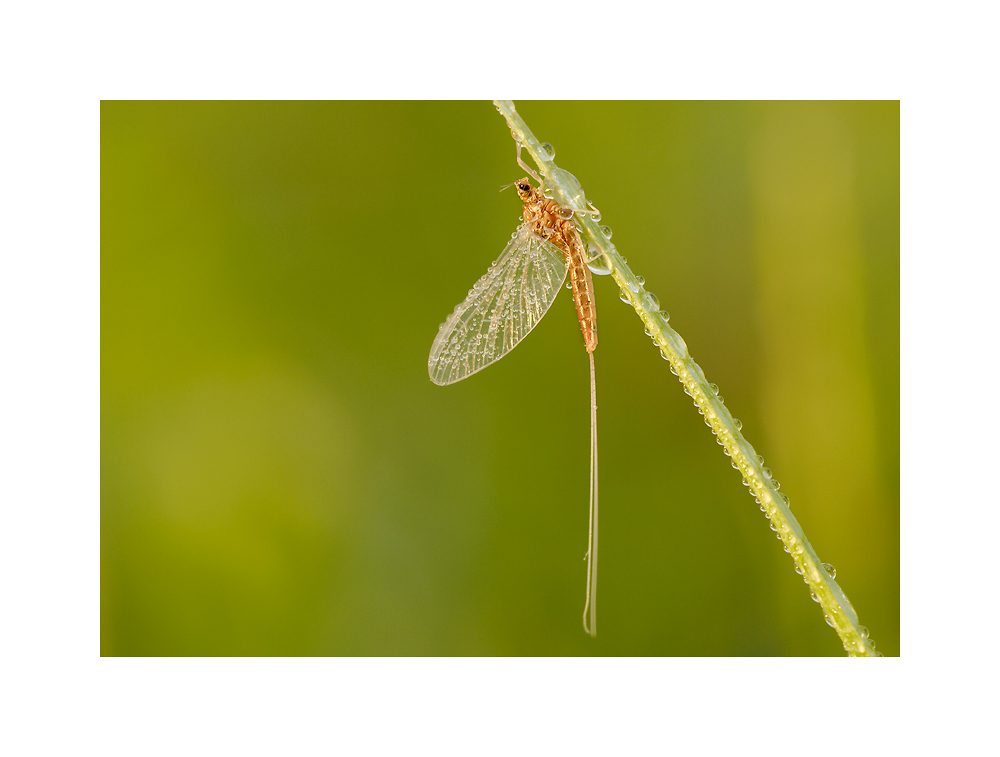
[657,310,670,323]
[619,288,631,303]
[565,281,573,290]
[824,613,836,628]
[756,454,764,465]
[548,168,586,206]
[600,225,613,240]
[587,257,612,275]
[822,563,837,579]
[636,275,645,286]
[762,467,772,479]
[542,186,554,199]
[810,591,820,603]
[538,142,555,161]
[659,346,670,360]
[558,206,574,220]
[734,419,743,431]
[780,493,790,507]
[709,383,719,395]
[642,292,660,310]
[858,625,870,639]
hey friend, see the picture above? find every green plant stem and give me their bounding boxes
[494,100,877,657]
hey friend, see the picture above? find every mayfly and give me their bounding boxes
[428,146,603,636]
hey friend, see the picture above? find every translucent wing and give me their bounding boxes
[429,226,569,385]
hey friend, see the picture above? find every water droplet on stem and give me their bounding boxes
[587,255,611,276]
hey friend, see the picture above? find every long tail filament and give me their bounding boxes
[583,351,598,637]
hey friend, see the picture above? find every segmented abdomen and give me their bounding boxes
[526,199,598,353]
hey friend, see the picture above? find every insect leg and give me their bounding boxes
[516,143,544,185]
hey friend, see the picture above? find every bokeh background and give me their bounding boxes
[102,101,898,656]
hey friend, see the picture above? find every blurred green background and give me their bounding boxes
[101,101,899,656]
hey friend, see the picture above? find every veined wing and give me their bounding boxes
[429,226,569,386]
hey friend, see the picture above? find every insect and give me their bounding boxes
[428,146,603,636]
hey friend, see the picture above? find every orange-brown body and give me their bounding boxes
[514,178,598,353]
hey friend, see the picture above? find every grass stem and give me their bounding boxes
[494,100,878,656]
